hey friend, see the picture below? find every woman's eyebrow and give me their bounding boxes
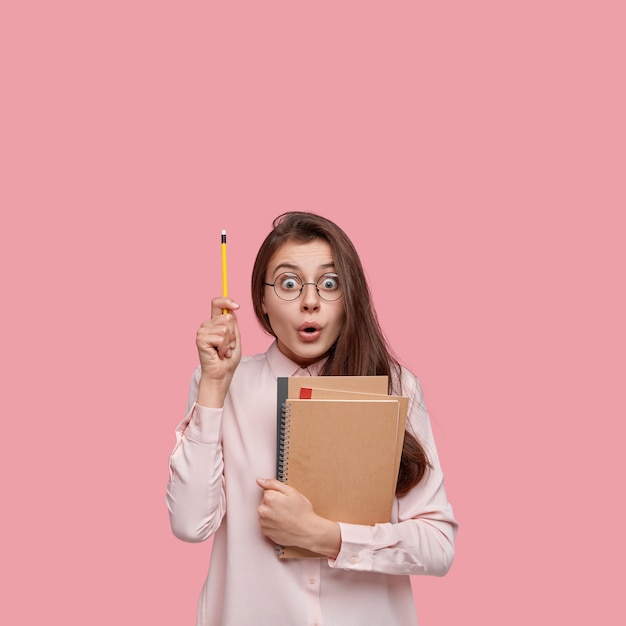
[272,261,336,275]
[271,262,300,275]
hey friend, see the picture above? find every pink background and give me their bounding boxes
[1,2,624,624]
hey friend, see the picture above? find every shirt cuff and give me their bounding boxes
[328,523,375,571]
[175,402,223,444]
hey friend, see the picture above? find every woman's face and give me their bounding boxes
[262,239,346,367]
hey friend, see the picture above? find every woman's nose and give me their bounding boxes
[300,283,320,310]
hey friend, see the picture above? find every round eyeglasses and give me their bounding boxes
[264,272,343,302]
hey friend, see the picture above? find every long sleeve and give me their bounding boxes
[329,370,457,576]
[165,370,226,542]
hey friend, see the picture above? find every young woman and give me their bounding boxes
[166,212,457,626]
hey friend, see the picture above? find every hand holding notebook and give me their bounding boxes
[275,376,408,558]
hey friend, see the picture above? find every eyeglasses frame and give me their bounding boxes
[263,272,343,302]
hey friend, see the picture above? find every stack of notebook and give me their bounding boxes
[275,376,408,558]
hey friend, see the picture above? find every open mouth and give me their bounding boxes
[298,323,321,341]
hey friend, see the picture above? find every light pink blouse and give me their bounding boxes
[166,341,457,626]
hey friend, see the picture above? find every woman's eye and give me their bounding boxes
[281,276,300,290]
[319,275,339,290]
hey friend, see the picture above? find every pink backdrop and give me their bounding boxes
[1,2,624,624]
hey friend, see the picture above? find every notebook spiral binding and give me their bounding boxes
[277,401,291,482]
[276,401,292,557]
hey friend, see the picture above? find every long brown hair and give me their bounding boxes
[251,211,430,494]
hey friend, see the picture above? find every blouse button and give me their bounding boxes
[350,556,358,564]
[308,577,316,585]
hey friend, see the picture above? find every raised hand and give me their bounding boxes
[195,296,242,407]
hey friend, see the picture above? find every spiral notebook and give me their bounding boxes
[276,396,403,558]
[275,376,389,481]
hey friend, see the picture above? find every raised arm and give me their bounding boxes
[165,297,241,542]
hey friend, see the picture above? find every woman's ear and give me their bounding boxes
[261,300,267,315]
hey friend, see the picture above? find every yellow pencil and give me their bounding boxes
[221,229,228,314]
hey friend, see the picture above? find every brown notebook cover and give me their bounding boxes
[276,397,402,558]
[275,375,389,497]
[301,387,409,494]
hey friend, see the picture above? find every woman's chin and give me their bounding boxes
[279,340,329,367]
